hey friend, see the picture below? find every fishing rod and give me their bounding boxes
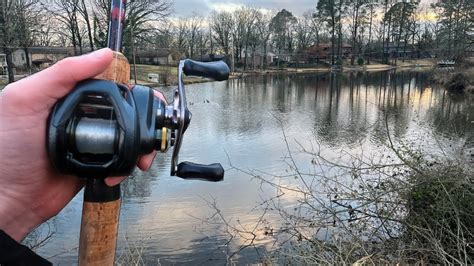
[46,0,229,264]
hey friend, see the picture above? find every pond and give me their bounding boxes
[32,70,473,264]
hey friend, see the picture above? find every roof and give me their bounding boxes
[308,43,352,49]
[28,47,70,54]
[32,58,53,64]
[137,49,172,57]
[197,54,228,61]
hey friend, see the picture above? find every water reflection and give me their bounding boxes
[36,70,472,264]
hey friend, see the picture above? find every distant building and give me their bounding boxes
[9,47,70,70]
[306,43,352,61]
[12,49,28,70]
[136,50,174,65]
[198,54,228,62]
[30,47,70,69]
[239,47,276,67]
[0,54,7,74]
[383,42,423,58]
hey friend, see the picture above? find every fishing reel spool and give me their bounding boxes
[47,59,230,182]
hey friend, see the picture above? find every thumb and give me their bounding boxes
[3,48,114,108]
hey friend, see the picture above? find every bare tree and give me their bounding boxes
[43,0,83,55]
[210,11,234,56]
[295,13,315,54]
[432,0,473,61]
[123,0,171,56]
[172,19,188,58]
[348,0,367,65]
[88,0,171,53]
[78,0,94,51]
[270,9,297,67]
[186,15,203,59]
[0,0,38,82]
[365,1,377,64]
[316,0,343,65]
[241,8,259,70]
[31,16,56,47]
[255,12,273,70]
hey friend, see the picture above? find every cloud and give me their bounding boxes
[173,0,315,17]
[172,0,212,17]
[208,2,246,13]
[172,0,435,18]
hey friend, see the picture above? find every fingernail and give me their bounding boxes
[147,153,157,170]
[84,48,112,59]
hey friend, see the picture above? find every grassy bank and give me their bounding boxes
[132,64,215,87]
[430,59,474,93]
[0,58,441,88]
[0,77,7,89]
[130,58,439,87]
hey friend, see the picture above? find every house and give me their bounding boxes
[198,54,228,62]
[383,42,421,58]
[306,43,352,61]
[9,47,70,70]
[12,49,28,70]
[245,52,276,67]
[0,54,6,74]
[30,47,69,69]
[136,49,174,65]
[239,47,276,68]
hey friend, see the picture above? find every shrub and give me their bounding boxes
[403,164,474,264]
[445,73,468,92]
[357,58,364,66]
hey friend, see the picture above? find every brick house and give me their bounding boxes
[306,43,352,61]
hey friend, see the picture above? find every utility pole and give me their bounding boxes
[130,3,137,84]
[231,34,235,74]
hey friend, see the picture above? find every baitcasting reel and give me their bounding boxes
[47,59,230,181]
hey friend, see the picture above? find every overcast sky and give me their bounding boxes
[171,0,435,17]
[172,0,316,17]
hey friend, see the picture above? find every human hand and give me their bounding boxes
[0,48,162,241]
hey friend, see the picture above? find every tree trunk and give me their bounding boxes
[385,13,392,65]
[331,17,335,65]
[337,0,343,64]
[81,0,94,51]
[381,0,388,64]
[244,44,248,71]
[367,4,373,64]
[5,48,14,83]
[351,2,360,66]
[23,47,31,74]
[263,42,268,70]
[70,18,78,56]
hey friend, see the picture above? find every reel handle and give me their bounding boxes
[177,162,224,182]
[183,59,230,81]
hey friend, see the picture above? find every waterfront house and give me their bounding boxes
[306,43,352,61]
[136,49,174,65]
[0,54,6,74]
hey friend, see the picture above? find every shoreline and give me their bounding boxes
[0,60,457,89]
[154,62,436,87]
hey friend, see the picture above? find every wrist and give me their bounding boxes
[0,192,40,241]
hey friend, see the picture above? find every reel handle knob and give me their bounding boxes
[182,59,230,81]
[176,162,224,182]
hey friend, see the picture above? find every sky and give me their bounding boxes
[172,0,436,18]
[172,0,316,17]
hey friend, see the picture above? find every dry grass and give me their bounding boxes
[210,114,473,265]
[131,64,210,86]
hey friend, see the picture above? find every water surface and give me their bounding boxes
[33,71,473,264]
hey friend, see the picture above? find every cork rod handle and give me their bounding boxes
[78,52,130,266]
